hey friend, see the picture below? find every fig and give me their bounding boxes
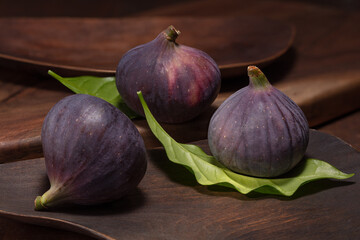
[208,66,309,178]
[35,94,147,210]
[116,25,221,123]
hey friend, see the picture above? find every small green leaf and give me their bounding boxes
[137,91,354,196]
[48,70,139,119]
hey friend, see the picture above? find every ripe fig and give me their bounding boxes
[116,25,221,123]
[208,66,309,178]
[35,94,147,210]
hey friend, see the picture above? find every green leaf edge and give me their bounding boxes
[137,91,354,196]
[48,70,139,119]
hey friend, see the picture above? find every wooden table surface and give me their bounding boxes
[0,0,359,239]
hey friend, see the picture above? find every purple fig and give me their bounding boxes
[208,66,309,178]
[116,25,221,123]
[35,94,147,210]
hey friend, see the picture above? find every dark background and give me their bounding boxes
[0,0,358,18]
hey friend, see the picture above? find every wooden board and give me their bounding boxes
[0,130,358,240]
[0,16,294,78]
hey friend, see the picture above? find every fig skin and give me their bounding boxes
[35,94,147,210]
[208,66,309,178]
[116,25,221,123]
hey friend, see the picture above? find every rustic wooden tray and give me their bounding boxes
[0,130,358,240]
[0,16,294,78]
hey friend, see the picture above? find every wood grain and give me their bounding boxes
[0,16,294,78]
[0,72,72,162]
[319,110,360,152]
[0,217,94,240]
[0,130,359,240]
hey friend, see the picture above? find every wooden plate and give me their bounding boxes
[0,130,358,240]
[0,16,295,78]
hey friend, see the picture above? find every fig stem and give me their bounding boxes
[247,66,271,89]
[34,186,63,211]
[34,196,47,211]
[165,25,180,42]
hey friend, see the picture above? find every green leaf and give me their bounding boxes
[48,70,139,119]
[137,91,354,196]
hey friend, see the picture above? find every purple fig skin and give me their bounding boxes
[116,25,221,123]
[208,66,309,178]
[35,94,147,210]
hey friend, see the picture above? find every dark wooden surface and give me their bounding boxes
[0,16,294,77]
[0,130,359,240]
[0,0,359,239]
